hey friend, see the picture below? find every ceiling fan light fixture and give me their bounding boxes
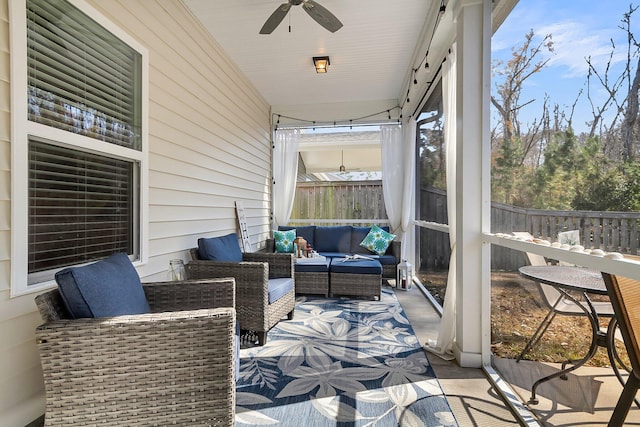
[313,56,330,73]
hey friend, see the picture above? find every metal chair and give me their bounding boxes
[513,232,615,362]
[601,271,640,427]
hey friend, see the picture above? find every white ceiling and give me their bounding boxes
[181,0,436,175]
[182,0,435,109]
[180,0,518,176]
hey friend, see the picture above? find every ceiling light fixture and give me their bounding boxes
[313,56,330,73]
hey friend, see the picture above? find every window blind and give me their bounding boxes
[26,0,142,149]
[28,140,134,273]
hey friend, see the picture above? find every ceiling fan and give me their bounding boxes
[259,0,343,34]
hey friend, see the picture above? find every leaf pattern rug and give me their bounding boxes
[236,286,459,426]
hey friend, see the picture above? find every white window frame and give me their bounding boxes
[10,0,149,297]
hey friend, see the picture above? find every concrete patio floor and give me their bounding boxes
[394,283,640,426]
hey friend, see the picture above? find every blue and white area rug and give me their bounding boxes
[236,287,458,426]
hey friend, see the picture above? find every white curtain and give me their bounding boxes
[381,124,403,235]
[400,118,416,258]
[381,121,415,259]
[273,129,300,228]
[426,43,457,360]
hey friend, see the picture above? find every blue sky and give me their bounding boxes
[492,0,638,134]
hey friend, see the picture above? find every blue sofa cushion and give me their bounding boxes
[330,258,383,275]
[274,229,296,253]
[359,224,396,255]
[279,225,316,248]
[55,252,150,319]
[198,233,243,262]
[314,226,352,253]
[369,254,397,265]
[268,277,294,304]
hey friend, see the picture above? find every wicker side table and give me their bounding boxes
[329,258,383,300]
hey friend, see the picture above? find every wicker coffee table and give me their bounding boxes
[329,258,383,300]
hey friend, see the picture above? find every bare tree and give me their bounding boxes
[492,30,554,164]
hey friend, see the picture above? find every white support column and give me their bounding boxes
[450,0,491,368]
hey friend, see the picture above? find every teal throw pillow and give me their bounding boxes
[274,229,296,253]
[359,225,396,256]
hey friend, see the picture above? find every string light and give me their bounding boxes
[400,0,446,113]
[270,106,402,130]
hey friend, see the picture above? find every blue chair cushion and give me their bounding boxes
[198,233,243,262]
[314,226,352,253]
[279,225,316,248]
[55,252,150,319]
[330,258,383,275]
[268,277,294,304]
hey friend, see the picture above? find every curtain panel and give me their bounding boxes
[273,129,300,228]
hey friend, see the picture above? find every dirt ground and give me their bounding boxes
[418,270,622,367]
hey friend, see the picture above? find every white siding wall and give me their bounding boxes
[0,0,272,424]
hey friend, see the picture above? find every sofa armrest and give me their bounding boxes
[143,278,235,312]
[390,240,401,263]
[36,308,236,426]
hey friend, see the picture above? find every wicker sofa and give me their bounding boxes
[35,277,237,427]
[267,225,401,279]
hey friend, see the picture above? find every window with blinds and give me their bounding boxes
[28,141,135,277]
[23,0,143,278]
[27,0,142,149]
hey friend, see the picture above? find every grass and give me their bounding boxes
[419,269,627,368]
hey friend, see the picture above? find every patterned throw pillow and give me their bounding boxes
[359,225,396,256]
[274,229,296,253]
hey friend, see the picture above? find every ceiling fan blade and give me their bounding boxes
[302,0,343,33]
[259,3,292,34]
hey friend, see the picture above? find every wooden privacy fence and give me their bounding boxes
[421,188,640,271]
[289,184,640,271]
[290,181,387,222]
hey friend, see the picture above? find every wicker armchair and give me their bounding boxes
[187,248,295,345]
[35,278,237,427]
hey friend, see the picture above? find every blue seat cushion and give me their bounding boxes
[330,258,382,275]
[198,233,243,262]
[55,252,150,319]
[294,259,330,273]
[369,254,397,265]
[268,277,294,304]
[279,225,316,248]
[314,226,352,253]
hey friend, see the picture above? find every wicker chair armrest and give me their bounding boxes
[243,252,294,278]
[36,308,236,425]
[143,278,235,313]
[186,260,269,299]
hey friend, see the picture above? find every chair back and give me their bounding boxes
[34,289,71,322]
[602,272,640,376]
